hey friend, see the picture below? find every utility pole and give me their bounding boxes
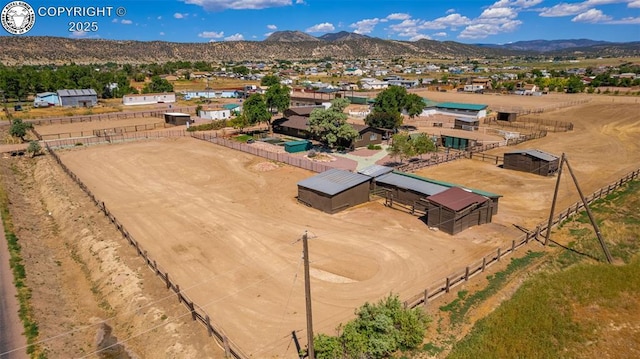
[564,158,614,264]
[302,231,315,359]
[545,153,565,245]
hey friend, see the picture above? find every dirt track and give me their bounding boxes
[58,137,518,357]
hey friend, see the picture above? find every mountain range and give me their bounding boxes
[0,33,638,65]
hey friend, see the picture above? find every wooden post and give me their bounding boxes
[302,231,315,359]
[223,336,230,357]
[564,158,614,264]
[176,285,181,303]
[465,267,470,281]
[511,240,516,252]
[497,248,501,261]
[189,301,196,320]
[165,272,170,289]
[545,153,565,245]
[482,257,486,271]
[423,289,429,307]
[445,277,450,293]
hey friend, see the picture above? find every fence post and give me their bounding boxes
[423,289,429,307]
[205,315,213,337]
[497,248,501,261]
[445,277,450,293]
[176,285,182,303]
[482,257,486,271]
[223,336,231,357]
[188,301,196,320]
[465,266,469,281]
[165,272,170,289]
[511,240,516,253]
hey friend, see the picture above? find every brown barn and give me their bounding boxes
[426,187,493,235]
[374,172,449,207]
[297,169,371,214]
[164,112,191,125]
[454,118,479,131]
[503,149,559,176]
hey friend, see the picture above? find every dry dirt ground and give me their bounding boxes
[56,137,516,357]
[3,92,638,358]
[33,117,166,139]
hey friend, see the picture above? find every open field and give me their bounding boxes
[57,137,520,357]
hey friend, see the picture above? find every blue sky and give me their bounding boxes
[4,0,640,43]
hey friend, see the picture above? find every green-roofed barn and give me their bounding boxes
[436,102,488,119]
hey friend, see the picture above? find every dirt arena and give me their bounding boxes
[29,91,639,357]
[33,116,167,139]
[57,137,520,357]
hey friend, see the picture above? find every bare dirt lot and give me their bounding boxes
[4,92,638,358]
[34,116,166,139]
[57,137,518,357]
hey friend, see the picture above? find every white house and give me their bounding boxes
[123,93,176,106]
[344,68,363,76]
[199,106,231,120]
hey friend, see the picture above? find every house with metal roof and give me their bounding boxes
[57,89,98,107]
[426,187,493,234]
[503,149,560,176]
[33,92,59,107]
[123,92,176,106]
[297,169,371,214]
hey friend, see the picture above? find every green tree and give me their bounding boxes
[373,85,408,115]
[565,75,586,94]
[229,114,250,133]
[260,74,280,86]
[364,111,403,130]
[387,132,415,163]
[412,133,436,158]
[403,93,426,118]
[264,83,291,114]
[314,294,429,359]
[142,76,174,94]
[9,119,32,142]
[232,65,250,76]
[242,94,271,127]
[307,99,358,148]
[26,141,41,158]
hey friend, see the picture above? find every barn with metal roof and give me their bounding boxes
[436,102,488,119]
[374,172,449,208]
[503,149,560,176]
[297,169,371,214]
[426,187,493,235]
[57,89,98,107]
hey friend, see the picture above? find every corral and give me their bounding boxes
[21,91,640,358]
[56,137,513,357]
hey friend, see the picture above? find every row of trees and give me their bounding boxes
[364,86,426,131]
[231,83,291,131]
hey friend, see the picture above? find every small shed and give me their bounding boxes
[284,140,312,153]
[442,135,475,150]
[297,169,371,214]
[164,112,191,126]
[57,89,98,107]
[426,187,493,235]
[454,118,479,131]
[350,124,385,149]
[497,111,518,122]
[503,149,559,176]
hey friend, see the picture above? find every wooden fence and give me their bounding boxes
[43,130,188,149]
[190,132,334,173]
[44,143,250,359]
[25,106,195,126]
[469,152,503,165]
[394,151,467,172]
[403,167,640,309]
[33,122,169,141]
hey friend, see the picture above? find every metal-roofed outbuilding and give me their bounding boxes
[57,89,98,107]
[297,169,371,214]
[504,149,559,176]
[426,187,493,235]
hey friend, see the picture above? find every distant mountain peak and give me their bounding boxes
[318,31,370,42]
[264,30,321,42]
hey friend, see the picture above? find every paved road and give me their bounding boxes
[0,218,28,359]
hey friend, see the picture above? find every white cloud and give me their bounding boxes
[433,32,448,37]
[267,24,277,30]
[423,13,473,29]
[174,13,187,19]
[296,0,304,3]
[446,8,456,14]
[264,32,274,36]
[157,16,162,20]
[198,31,224,38]
[306,22,335,32]
[459,20,522,38]
[630,0,640,7]
[159,32,165,36]
[121,19,133,25]
[479,7,518,19]
[349,18,380,34]
[70,30,87,38]
[224,33,244,41]
[409,34,431,41]
[539,2,590,16]
[605,16,640,23]
[182,0,294,11]
[572,8,613,21]
[386,13,411,20]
